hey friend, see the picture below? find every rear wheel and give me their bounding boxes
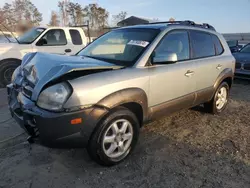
[204,82,229,114]
[87,107,140,166]
[0,60,20,87]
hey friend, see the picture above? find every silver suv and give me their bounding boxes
[8,21,235,166]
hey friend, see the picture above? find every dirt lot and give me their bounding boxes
[0,80,250,188]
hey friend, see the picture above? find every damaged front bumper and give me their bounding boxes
[7,84,108,147]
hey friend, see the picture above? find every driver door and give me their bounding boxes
[149,30,196,118]
[32,29,73,55]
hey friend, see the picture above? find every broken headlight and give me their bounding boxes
[37,82,71,111]
[11,66,20,82]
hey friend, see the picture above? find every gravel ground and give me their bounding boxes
[0,80,250,188]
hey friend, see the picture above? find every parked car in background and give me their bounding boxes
[227,40,244,53]
[8,20,235,166]
[0,27,88,87]
[233,43,250,79]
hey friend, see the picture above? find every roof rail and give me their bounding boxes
[147,20,216,31]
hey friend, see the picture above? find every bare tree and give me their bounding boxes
[112,11,127,26]
[0,9,4,23]
[13,0,42,25]
[49,11,60,26]
[66,2,85,26]
[0,3,16,30]
[58,0,69,26]
[84,3,109,30]
[0,0,42,31]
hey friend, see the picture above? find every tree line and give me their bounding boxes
[0,0,127,33]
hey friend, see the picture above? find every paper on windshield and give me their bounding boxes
[127,40,149,47]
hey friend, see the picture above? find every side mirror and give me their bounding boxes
[36,38,47,46]
[152,52,177,64]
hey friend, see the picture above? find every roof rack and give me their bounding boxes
[147,20,216,31]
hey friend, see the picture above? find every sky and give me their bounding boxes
[1,0,250,33]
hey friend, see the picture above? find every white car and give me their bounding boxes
[0,31,19,43]
[0,27,88,86]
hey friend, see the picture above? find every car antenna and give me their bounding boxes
[0,23,20,44]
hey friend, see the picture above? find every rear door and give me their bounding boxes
[32,28,73,55]
[189,30,224,91]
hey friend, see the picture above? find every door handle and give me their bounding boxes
[65,49,72,53]
[185,70,194,77]
[216,64,222,70]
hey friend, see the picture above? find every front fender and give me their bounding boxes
[80,88,148,143]
[97,88,148,121]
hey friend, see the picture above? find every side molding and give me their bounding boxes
[96,88,148,121]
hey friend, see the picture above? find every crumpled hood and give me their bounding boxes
[21,52,123,100]
[233,52,250,63]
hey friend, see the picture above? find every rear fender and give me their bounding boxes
[213,68,234,90]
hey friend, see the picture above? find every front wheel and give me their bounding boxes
[204,82,229,114]
[0,60,20,87]
[87,107,140,166]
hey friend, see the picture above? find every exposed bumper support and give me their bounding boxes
[7,84,108,147]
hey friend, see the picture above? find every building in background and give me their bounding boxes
[117,16,150,27]
[223,33,250,45]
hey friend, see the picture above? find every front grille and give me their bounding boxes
[235,62,241,69]
[235,73,250,79]
[243,64,250,71]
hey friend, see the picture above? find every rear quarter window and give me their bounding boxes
[69,29,83,45]
[190,30,216,59]
[211,35,224,55]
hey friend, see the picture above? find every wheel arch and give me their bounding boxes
[0,58,22,64]
[96,88,148,125]
[213,68,234,90]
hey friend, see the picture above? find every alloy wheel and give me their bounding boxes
[102,119,133,159]
[216,87,228,110]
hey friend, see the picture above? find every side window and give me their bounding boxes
[37,29,67,46]
[154,30,190,61]
[190,31,215,58]
[211,35,224,55]
[69,29,82,45]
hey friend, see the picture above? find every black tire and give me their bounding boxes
[87,107,140,166]
[204,82,230,114]
[0,60,20,87]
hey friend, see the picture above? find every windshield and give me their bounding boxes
[78,28,160,66]
[227,40,238,47]
[18,28,45,44]
[240,44,250,53]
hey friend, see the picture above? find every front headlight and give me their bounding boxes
[37,82,71,111]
